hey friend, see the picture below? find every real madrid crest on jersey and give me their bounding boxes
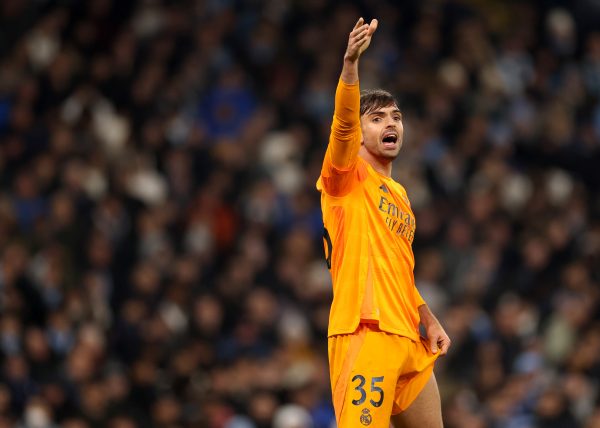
[360,408,372,426]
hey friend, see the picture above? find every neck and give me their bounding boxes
[359,147,393,177]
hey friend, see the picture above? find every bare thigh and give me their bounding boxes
[391,373,443,428]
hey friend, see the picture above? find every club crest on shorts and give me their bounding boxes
[360,408,372,426]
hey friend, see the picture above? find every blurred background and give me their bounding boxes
[0,0,599,427]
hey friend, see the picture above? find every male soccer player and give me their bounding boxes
[317,18,451,428]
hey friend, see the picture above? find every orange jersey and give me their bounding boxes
[317,79,425,339]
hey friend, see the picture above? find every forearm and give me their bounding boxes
[329,67,361,169]
[341,57,359,84]
[418,304,439,329]
[333,76,360,132]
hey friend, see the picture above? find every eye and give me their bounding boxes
[393,116,402,122]
[372,117,381,123]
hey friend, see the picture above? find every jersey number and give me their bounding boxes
[323,227,332,269]
[351,375,385,407]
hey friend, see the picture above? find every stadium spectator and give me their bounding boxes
[0,0,599,427]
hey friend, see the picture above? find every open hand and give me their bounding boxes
[344,17,378,63]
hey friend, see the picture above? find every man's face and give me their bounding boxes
[360,104,403,161]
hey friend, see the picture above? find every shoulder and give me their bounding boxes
[392,181,412,207]
[356,157,368,181]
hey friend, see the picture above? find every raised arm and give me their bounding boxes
[341,17,378,84]
[327,18,378,172]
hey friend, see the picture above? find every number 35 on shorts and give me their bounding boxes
[351,375,385,407]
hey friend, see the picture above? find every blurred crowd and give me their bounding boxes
[0,0,599,427]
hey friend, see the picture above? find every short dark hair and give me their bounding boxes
[360,89,399,116]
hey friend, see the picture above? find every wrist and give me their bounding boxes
[343,55,359,64]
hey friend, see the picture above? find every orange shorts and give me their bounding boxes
[328,324,438,427]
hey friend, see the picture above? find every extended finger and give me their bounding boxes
[351,28,370,43]
[353,31,371,46]
[353,17,364,30]
[350,24,369,38]
[367,18,379,35]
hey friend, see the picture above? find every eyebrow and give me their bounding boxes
[368,109,402,117]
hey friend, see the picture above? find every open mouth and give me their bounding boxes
[382,131,398,147]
